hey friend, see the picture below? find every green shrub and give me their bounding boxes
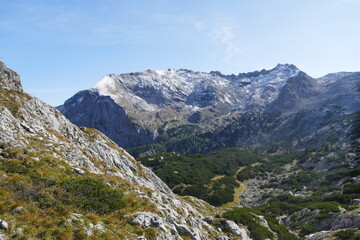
[223,208,274,240]
[237,166,257,181]
[306,202,340,214]
[290,213,299,221]
[62,178,125,214]
[322,167,360,185]
[0,159,28,173]
[258,201,301,216]
[266,219,298,240]
[335,229,359,240]
[0,148,24,159]
[324,193,360,204]
[343,183,360,194]
[138,148,263,206]
[300,224,316,236]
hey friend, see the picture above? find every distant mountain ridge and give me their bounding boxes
[58,64,360,153]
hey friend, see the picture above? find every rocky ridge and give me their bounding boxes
[0,59,23,92]
[58,64,360,152]
[58,64,301,148]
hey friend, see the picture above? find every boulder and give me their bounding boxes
[204,216,214,224]
[131,212,166,231]
[0,59,23,92]
[224,220,252,240]
[0,219,8,230]
[12,206,25,214]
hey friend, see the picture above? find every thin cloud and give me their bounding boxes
[165,14,242,60]
[213,24,241,59]
[173,15,205,30]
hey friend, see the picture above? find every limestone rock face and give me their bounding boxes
[57,90,156,148]
[0,59,23,92]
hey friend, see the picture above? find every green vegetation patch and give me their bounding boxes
[321,167,360,185]
[336,229,360,240]
[343,183,360,194]
[138,146,303,206]
[138,148,262,206]
[62,178,125,214]
[223,207,298,240]
[223,208,274,240]
[0,90,31,118]
[300,223,317,236]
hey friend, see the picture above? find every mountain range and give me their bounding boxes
[58,64,360,156]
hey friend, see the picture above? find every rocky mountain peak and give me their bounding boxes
[268,71,320,112]
[0,59,23,92]
[208,63,299,82]
[273,63,298,70]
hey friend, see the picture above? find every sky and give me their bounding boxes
[1,0,359,106]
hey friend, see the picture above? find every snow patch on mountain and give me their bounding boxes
[88,64,300,113]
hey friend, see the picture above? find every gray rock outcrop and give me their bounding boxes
[0,59,23,92]
[131,212,167,231]
[224,220,252,239]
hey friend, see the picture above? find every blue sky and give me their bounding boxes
[1,0,359,106]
